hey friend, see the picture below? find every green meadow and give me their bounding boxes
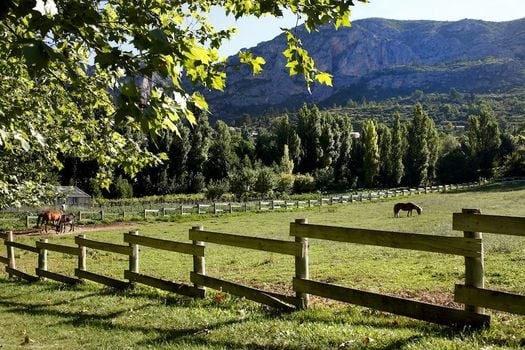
[0,182,524,349]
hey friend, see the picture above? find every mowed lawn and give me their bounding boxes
[0,182,524,349]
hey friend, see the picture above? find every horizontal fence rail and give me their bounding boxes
[189,229,305,257]
[293,278,489,328]
[190,272,298,310]
[189,226,305,310]
[74,236,132,256]
[289,217,489,328]
[125,270,204,298]
[453,213,525,237]
[74,234,130,289]
[35,241,79,256]
[452,211,525,316]
[35,239,81,285]
[124,233,203,256]
[454,284,525,316]
[123,230,205,298]
[4,240,40,254]
[290,223,482,257]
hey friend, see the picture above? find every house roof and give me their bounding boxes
[55,186,91,198]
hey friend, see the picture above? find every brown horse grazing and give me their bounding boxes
[59,213,75,233]
[393,202,422,218]
[36,210,63,233]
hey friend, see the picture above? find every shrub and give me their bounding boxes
[112,175,134,199]
[206,180,230,201]
[230,168,257,199]
[314,167,335,191]
[254,167,276,196]
[276,173,294,195]
[293,174,316,193]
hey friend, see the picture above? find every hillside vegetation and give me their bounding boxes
[202,18,525,121]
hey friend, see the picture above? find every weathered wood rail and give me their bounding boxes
[188,226,304,310]
[123,230,205,298]
[452,211,525,315]
[2,206,523,328]
[290,217,490,328]
[74,234,130,289]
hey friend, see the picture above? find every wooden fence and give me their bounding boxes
[452,210,525,315]
[289,218,489,328]
[3,208,522,328]
[20,182,485,227]
[188,226,305,310]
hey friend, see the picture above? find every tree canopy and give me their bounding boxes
[0,0,367,206]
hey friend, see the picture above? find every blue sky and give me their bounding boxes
[210,0,525,57]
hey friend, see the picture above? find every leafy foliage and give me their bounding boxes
[0,0,367,206]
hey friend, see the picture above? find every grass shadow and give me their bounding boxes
[456,180,525,193]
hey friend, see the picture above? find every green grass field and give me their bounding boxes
[0,182,524,349]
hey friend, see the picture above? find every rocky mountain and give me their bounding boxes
[202,17,525,121]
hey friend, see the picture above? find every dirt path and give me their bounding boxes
[13,222,136,237]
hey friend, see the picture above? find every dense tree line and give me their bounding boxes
[60,103,524,200]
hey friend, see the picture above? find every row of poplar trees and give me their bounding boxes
[62,102,511,198]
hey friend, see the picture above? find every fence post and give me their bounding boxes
[258,201,262,211]
[6,231,15,278]
[228,203,232,214]
[77,234,87,279]
[192,225,206,297]
[100,210,104,221]
[294,218,309,309]
[244,202,248,212]
[213,202,217,214]
[462,208,484,314]
[128,230,139,288]
[26,215,30,228]
[78,211,83,222]
[37,238,48,281]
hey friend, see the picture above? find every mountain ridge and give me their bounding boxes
[201,17,525,121]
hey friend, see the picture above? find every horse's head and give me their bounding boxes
[416,206,422,215]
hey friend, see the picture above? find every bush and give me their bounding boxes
[206,180,230,201]
[112,176,134,199]
[254,167,276,196]
[230,168,257,199]
[276,173,294,195]
[314,168,335,191]
[293,174,316,193]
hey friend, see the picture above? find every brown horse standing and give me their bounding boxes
[36,210,63,233]
[393,202,422,218]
